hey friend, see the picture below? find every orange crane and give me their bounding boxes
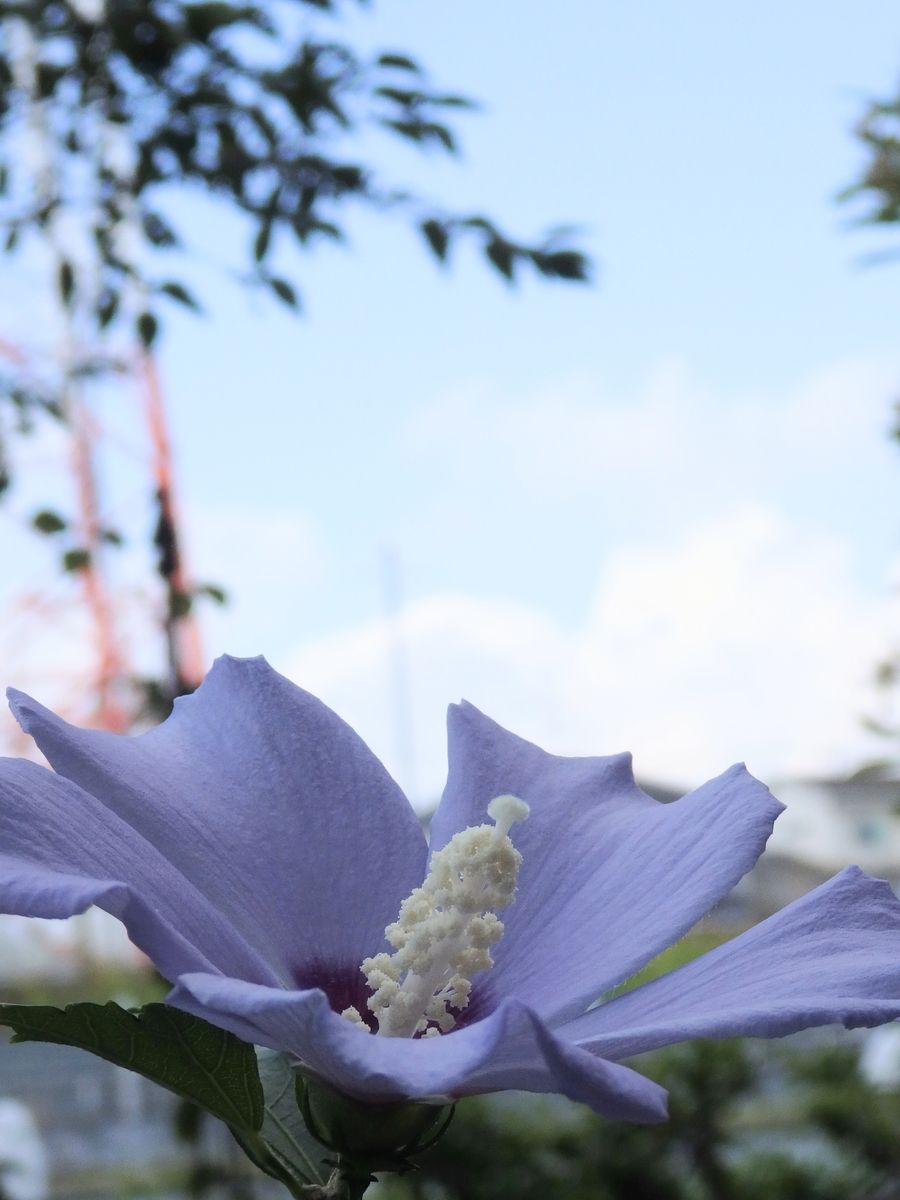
[0,337,204,733]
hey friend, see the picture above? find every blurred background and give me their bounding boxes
[3,0,900,1196]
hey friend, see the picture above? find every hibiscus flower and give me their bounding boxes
[2,655,898,1123]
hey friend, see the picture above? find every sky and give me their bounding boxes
[2,0,900,808]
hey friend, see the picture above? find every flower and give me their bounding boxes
[2,654,900,1124]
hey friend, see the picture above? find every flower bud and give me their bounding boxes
[298,1075,454,1169]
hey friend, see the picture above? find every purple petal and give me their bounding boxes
[0,759,274,984]
[9,656,427,983]
[431,703,783,1024]
[564,867,900,1059]
[168,973,668,1122]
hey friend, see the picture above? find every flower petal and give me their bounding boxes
[0,758,274,984]
[564,867,900,1059]
[431,702,783,1024]
[168,973,668,1122]
[9,656,427,982]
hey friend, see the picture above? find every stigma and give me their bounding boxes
[342,794,529,1039]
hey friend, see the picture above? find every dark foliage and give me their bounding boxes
[0,1,591,713]
[842,84,900,245]
[841,78,900,739]
[382,1039,894,1200]
[0,0,590,349]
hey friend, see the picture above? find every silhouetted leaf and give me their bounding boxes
[375,86,424,106]
[57,259,75,308]
[142,211,178,248]
[434,94,474,110]
[531,249,590,281]
[171,590,193,618]
[34,62,65,100]
[137,311,159,347]
[425,122,456,152]
[461,215,495,233]
[254,218,272,262]
[96,288,119,329]
[62,548,91,572]
[196,582,228,605]
[421,218,449,261]
[376,53,421,73]
[268,276,299,309]
[31,509,67,535]
[486,238,515,281]
[159,281,201,311]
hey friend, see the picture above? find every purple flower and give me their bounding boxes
[2,655,900,1124]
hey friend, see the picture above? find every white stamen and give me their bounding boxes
[340,1005,368,1030]
[349,794,529,1039]
[487,794,531,840]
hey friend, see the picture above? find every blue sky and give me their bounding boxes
[2,0,900,804]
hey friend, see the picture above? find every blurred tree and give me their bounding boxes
[0,0,589,357]
[0,0,591,716]
[381,1040,879,1200]
[788,1042,900,1190]
[842,83,900,746]
[841,83,900,251]
[842,80,900,455]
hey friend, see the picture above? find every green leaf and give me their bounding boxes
[252,1048,329,1188]
[196,582,228,605]
[254,217,273,262]
[531,248,590,282]
[142,212,178,248]
[486,237,515,281]
[425,122,456,153]
[420,218,449,261]
[31,509,67,535]
[376,53,421,73]
[380,117,424,143]
[34,62,65,100]
[170,590,193,619]
[159,281,201,311]
[434,94,475,110]
[0,1003,264,1133]
[269,276,299,309]
[137,311,159,348]
[375,86,424,107]
[185,2,274,40]
[58,259,75,308]
[62,548,91,572]
[96,288,120,329]
[461,216,495,233]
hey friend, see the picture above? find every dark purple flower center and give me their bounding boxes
[291,958,494,1034]
[292,959,377,1031]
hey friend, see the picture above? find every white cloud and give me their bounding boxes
[570,506,891,783]
[1,353,896,809]
[280,505,892,806]
[404,355,900,533]
[183,505,327,659]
